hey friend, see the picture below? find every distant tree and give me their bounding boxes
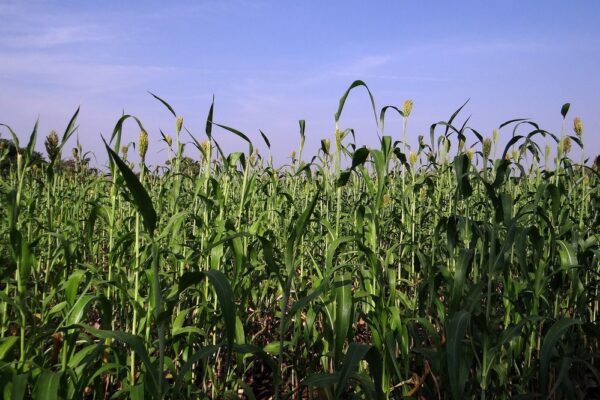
[165,156,202,176]
[0,138,44,173]
[180,156,202,176]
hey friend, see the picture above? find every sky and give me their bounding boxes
[1,0,599,167]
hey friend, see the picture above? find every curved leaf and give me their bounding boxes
[104,138,157,236]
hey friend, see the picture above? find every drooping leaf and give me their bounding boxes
[148,92,177,117]
[104,138,157,236]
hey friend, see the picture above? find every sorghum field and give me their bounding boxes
[1,81,599,399]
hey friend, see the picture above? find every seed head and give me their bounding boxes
[335,129,342,148]
[563,136,572,154]
[466,148,475,162]
[443,137,450,154]
[45,130,59,161]
[409,151,418,167]
[512,149,520,162]
[200,140,211,159]
[573,117,583,139]
[483,138,492,159]
[176,116,184,135]
[492,128,499,144]
[164,134,173,147]
[121,145,129,157]
[402,99,414,118]
[139,130,149,161]
[383,193,391,208]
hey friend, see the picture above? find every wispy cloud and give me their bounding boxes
[1,25,112,48]
[335,55,392,76]
[0,53,173,95]
[402,38,571,56]
[0,1,116,49]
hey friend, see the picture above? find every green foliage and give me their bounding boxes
[0,83,599,399]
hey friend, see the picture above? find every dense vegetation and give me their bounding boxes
[1,81,599,399]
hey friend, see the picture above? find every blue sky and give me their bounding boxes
[1,0,599,166]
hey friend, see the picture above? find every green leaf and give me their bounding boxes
[351,147,370,169]
[9,229,34,287]
[175,270,237,348]
[285,281,330,331]
[64,270,85,306]
[325,236,354,275]
[262,341,292,355]
[211,122,253,154]
[104,139,157,236]
[77,325,161,396]
[60,107,80,149]
[560,103,570,119]
[205,95,214,140]
[501,135,524,160]
[303,373,339,388]
[174,345,220,393]
[453,154,472,198]
[25,119,39,165]
[334,273,353,365]
[259,130,271,149]
[540,318,581,392]
[336,171,352,188]
[299,119,306,140]
[148,92,177,117]
[204,269,237,348]
[445,99,470,137]
[336,147,370,187]
[364,346,384,400]
[0,123,20,148]
[65,294,110,327]
[288,189,320,251]
[446,311,470,400]
[379,105,404,133]
[335,80,378,133]
[67,344,99,369]
[557,240,578,269]
[33,370,62,400]
[450,249,474,313]
[0,336,18,360]
[130,383,145,400]
[334,343,371,400]
[11,374,28,400]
